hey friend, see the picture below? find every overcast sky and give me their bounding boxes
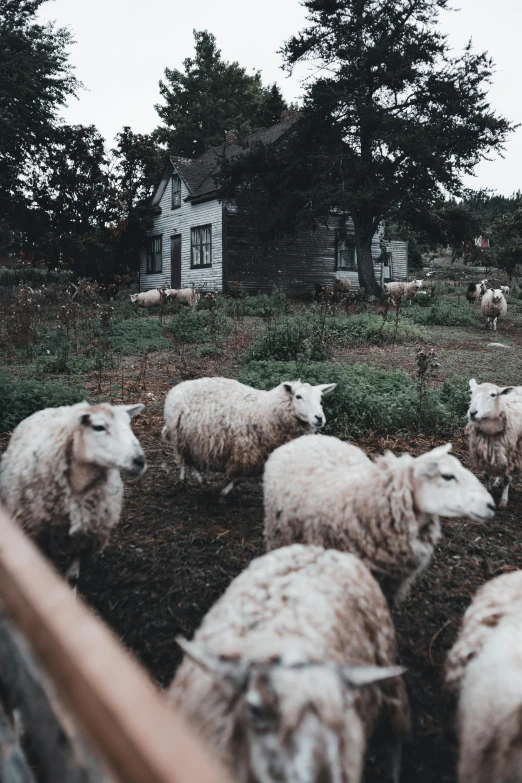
[39,0,522,196]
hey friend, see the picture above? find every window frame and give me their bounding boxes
[146,234,163,274]
[190,224,212,269]
[171,174,181,210]
[335,234,357,271]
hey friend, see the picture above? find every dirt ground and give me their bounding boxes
[76,411,522,783]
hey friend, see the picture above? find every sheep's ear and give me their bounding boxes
[317,383,337,396]
[413,444,452,478]
[120,403,145,419]
[176,637,249,691]
[341,665,406,688]
[78,413,91,427]
[469,378,477,391]
[283,382,295,394]
[500,387,515,396]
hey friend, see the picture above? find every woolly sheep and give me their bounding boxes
[445,570,522,783]
[384,279,422,305]
[162,377,336,496]
[333,276,351,296]
[167,287,200,308]
[263,435,495,605]
[129,289,167,307]
[481,288,507,330]
[169,544,410,783]
[465,279,488,304]
[0,402,146,581]
[501,284,510,296]
[467,378,522,507]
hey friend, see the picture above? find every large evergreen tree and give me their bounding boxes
[0,0,79,254]
[155,30,288,157]
[227,0,514,295]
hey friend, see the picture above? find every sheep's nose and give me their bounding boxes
[315,415,324,426]
[469,410,477,420]
[487,503,496,512]
[133,456,146,471]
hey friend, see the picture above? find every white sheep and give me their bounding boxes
[445,570,522,783]
[129,289,167,307]
[162,377,336,496]
[0,402,146,582]
[384,279,423,305]
[465,279,488,304]
[501,284,510,296]
[333,276,351,301]
[167,287,200,308]
[169,544,410,783]
[467,378,522,507]
[263,435,495,605]
[481,288,507,330]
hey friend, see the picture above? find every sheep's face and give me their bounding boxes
[283,382,336,429]
[480,280,489,294]
[177,639,404,783]
[75,403,146,476]
[414,280,423,290]
[491,289,504,304]
[130,294,139,303]
[467,378,515,423]
[412,444,495,523]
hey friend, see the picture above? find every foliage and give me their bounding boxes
[238,361,467,437]
[0,267,75,287]
[247,316,330,361]
[109,318,170,353]
[154,30,288,156]
[219,289,287,319]
[0,371,85,431]
[489,208,522,280]
[170,308,231,344]
[404,300,479,327]
[323,313,427,345]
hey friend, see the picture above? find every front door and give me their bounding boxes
[171,235,182,289]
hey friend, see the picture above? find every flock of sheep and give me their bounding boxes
[2,366,522,782]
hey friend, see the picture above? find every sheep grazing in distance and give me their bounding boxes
[333,275,351,297]
[445,570,522,783]
[167,287,200,308]
[263,435,495,605]
[162,377,336,496]
[467,378,522,507]
[129,289,167,307]
[384,279,422,305]
[481,288,507,330]
[169,544,410,783]
[0,402,146,582]
[465,279,488,304]
[501,284,510,296]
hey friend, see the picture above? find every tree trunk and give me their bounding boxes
[354,223,381,297]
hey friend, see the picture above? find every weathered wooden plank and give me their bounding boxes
[0,507,233,783]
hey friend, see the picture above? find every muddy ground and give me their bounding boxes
[77,415,522,783]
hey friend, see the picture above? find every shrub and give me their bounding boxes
[197,345,225,358]
[31,354,95,376]
[247,316,330,362]
[0,267,75,288]
[220,289,287,319]
[237,361,467,437]
[404,300,478,327]
[170,309,231,344]
[109,318,171,353]
[323,313,428,345]
[0,372,85,431]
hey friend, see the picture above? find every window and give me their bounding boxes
[191,225,212,267]
[171,174,181,209]
[336,236,356,270]
[146,235,162,273]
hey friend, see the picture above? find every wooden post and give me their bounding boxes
[0,507,233,783]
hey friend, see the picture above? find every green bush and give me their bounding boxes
[0,267,75,288]
[110,318,171,353]
[247,316,330,362]
[0,372,85,431]
[170,309,231,344]
[237,361,467,437]
[220,289,287,318]
[404,300,478,327]
[323,313,428,345]
[31,354,96,376]
[197,345,225,358]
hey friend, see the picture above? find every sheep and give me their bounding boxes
[501,284,510,296]
[481,288,507,330]
[263,435,495,605]
[0,402,146,583]
[129,289,167,307]
[465,279,488,304]
[167,287,200,308]
[466,378,522,507]
[333,276,351,295]
[383,279,422,305]
[445,570,522,783]
[168,544,410,783]
[162,377,336,496]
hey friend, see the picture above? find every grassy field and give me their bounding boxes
[1,270,521,782]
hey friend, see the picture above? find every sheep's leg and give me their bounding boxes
[493,476,502,488]
[220,480,237,497]
[192,468,204,484]
[65,557,80,597]
[384,739,402,783]
[179,461,186,483]
[493,317,497,331]
[484,473,492,492]
[499,475,511,508]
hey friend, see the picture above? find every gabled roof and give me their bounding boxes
[147,115,298,207]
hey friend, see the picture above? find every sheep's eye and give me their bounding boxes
[490,393,496,398]
[441,473,456,481]
[92,424,106,432]
[295,395,302,400]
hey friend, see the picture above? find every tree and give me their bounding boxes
[155,30,288,157]
[490,209,522,280]
[0,0,79,254]
[226,0,514,295]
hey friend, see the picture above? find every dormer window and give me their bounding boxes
[171,174,181,209]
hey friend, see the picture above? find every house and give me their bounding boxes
[140,113,408,296]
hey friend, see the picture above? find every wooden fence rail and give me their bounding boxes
[0,506,233,783]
